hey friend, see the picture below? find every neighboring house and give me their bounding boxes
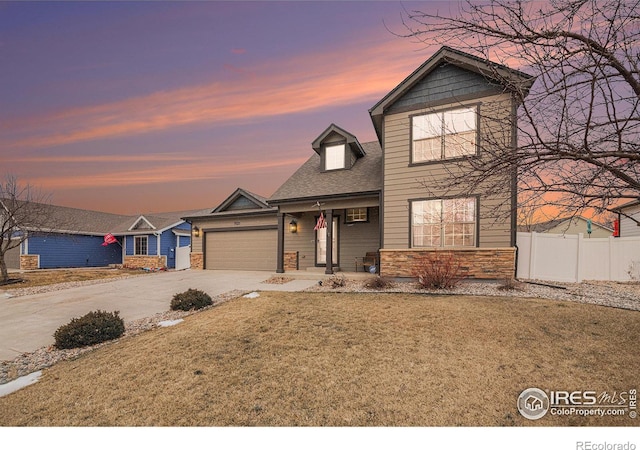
[7,202,199,270]
[615,200,640,237]
[187,46,536,279]
[518,216,613,238]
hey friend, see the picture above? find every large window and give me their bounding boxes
[412,198,476,247]
[412,106,477,163]
[324,144,345,170]
[134,235,148,255]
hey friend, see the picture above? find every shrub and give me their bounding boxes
[497,278,524,291]
[54,310,125,349]
[364,276,394,290]
[170,288,213,311]
[411,251,467,290]
[326,274,346,289]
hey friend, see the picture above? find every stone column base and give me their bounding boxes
[124,255,167,269]
[380,248,516,280]
[190,252,204,270]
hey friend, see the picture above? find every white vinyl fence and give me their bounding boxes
[516,232,640,282]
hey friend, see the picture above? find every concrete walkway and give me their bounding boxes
[0,270,320,361]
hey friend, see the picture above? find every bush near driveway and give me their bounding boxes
[1,292,638,426]
[170,288,212,311]
[53,310,125,349]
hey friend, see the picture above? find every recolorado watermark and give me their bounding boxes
[517,387,637,420]
[576,442,636,450]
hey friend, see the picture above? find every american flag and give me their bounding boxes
[314,212,326,230]
[101,233,118,246]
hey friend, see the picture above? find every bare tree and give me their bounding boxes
[0,176,56,283]
[396,0,640,224]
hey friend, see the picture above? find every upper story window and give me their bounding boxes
[324,144,346,171]
[412,106,477,163]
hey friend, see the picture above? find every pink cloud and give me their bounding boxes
[1,35,421,151]
[27,155,309,190]
[231,48,246,54]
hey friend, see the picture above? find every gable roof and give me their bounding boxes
[268,140,382,204]
[128,216,156,231]
[212,188,272,213]
[369,46,536,142]
[1,199,199,236]
[615,199,640,212]
[311,123,366,158]
[182,188,277,220]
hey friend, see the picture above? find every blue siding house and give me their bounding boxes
[24,234,122,269]
[15,203,202,270]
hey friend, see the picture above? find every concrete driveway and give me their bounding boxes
[0,270,319,361]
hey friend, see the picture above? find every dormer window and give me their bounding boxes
[324,144,346,171]
[312,124,366,172]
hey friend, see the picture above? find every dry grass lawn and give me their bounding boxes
[0,291,637,426]
[1,268,147,290]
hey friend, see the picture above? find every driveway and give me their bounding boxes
[0,270,319,361]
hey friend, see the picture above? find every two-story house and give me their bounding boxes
[186,46,535,279]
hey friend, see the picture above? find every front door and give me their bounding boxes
[316,217,338,265]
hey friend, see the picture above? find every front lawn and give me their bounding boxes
[0,291,637,426]
[0,268,147,290]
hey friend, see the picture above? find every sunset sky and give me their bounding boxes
[1,1,456,215]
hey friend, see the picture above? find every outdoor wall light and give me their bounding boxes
[193,226,200,238]
[289,220,298,233]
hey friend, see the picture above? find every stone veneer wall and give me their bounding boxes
[190,252,204,270]
[380,248,516,280]
[124,255,167,270]
[20,255,39,270]
[284,251,299,271]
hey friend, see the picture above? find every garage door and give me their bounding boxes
[205,228,277,271]
[5,242,21,269]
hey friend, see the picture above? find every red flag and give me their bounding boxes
[102,233,117,246]
[314,212,326,231]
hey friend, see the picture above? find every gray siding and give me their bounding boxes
[5,240,21,269]
[225,197,259,211]
[387,64,502,114]
[620,204,640,237]
[284,207,380,271]
[383,93,514,249]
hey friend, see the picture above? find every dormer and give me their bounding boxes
[312,124,366,172]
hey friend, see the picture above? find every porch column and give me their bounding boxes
[325,209,333,274]
[276,212,285,273]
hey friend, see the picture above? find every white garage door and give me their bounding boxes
[205,228,277,271]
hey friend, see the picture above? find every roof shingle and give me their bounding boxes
[268,141,382,203]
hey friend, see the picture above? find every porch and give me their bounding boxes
[274,197,381,274]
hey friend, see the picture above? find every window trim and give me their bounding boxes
[345,207,369,224]
[409,196,480,248]
[409,103,480,166]
[134,235,149,256]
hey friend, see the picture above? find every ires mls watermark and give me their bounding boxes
[517,387,637,420]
